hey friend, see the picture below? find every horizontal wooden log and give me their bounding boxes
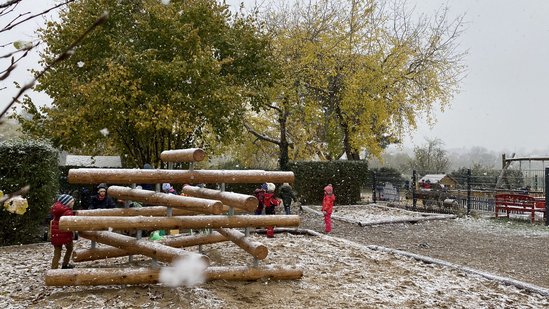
[206,265,303,281]
[68,169,295,184]
[108,186,223,214]
[76,206,196,217]
[46,267,160,286]
[45,265,303,286]
[216,228,268,260]
[161,231,228,248]
[60,215,300,231]
[73,232,229,262]
[182,185,257,212]
[79,231,209,264]
[160,148,206,162]
[77,204,247,217]
[72,246,128,262]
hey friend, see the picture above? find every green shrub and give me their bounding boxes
[0,139,59,245]
[288,161,369,205]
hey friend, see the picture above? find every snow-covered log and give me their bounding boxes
[206,265,303,281]
[160,148,206,162]
[76,206,196,217]
[59,215,301,231]
[45,265,304,286]
[161,231,228,248]
[68,169,294,184]
[107,186,224,214]
[72,246,128,262]
[78,231,209,264]
[216,228,268,260]
[73,232,229,262]
[181,185,258,212]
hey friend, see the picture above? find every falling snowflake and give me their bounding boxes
[77,61,85,68]
[160,0,170,5]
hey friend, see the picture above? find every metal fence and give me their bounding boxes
[366,168,549,223]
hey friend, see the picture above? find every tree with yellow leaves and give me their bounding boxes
[244,0,466,165]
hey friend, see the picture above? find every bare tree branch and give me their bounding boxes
[0,42,38,81]
[243,122,281,145]
[0,0,75,33]
[0,11,109,121]
[0,0,21,10]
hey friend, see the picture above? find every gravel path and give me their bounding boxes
[1,203,548,308]
[299,204,549,289]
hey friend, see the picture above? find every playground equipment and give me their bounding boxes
[46,265,304,286]
[498,154,549,192]
[45,148,302,286]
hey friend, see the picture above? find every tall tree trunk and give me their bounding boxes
[335,99,361,161]
[341,122,361,160]
[278,97,291,170]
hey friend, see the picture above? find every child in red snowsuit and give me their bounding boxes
[322,184,336,233]
[263,183,279,237]
[50,194,76,269]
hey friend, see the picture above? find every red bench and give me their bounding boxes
[495,194,546,223]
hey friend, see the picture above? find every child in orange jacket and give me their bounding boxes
[321,184,336,233]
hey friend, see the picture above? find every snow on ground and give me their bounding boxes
[1,230,548,308]
[318,203,549,238]
[331,204,426,221]
[307,204,445,225]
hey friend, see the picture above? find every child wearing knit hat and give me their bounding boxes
[49,194,76,269]
[321,184,336,233]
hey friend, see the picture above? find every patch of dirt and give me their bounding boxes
[300,204,549,289]
[1,203,548,308]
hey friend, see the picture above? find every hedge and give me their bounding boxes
[56,161,369,214]
[288,160,369,205]
[0,139,59,245]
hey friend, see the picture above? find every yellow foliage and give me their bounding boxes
[3,196,29,215]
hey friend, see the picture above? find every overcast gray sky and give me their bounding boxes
[3,0,549,155]
[407,0,549,156]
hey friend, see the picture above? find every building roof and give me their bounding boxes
[62,155,122,167]
[419,174,447,183]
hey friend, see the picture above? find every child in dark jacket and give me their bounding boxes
[50,194,76,269]
[254,183,267,215]
[278,183,297,215]
[89,183,116,209]
[322,184,336,233]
